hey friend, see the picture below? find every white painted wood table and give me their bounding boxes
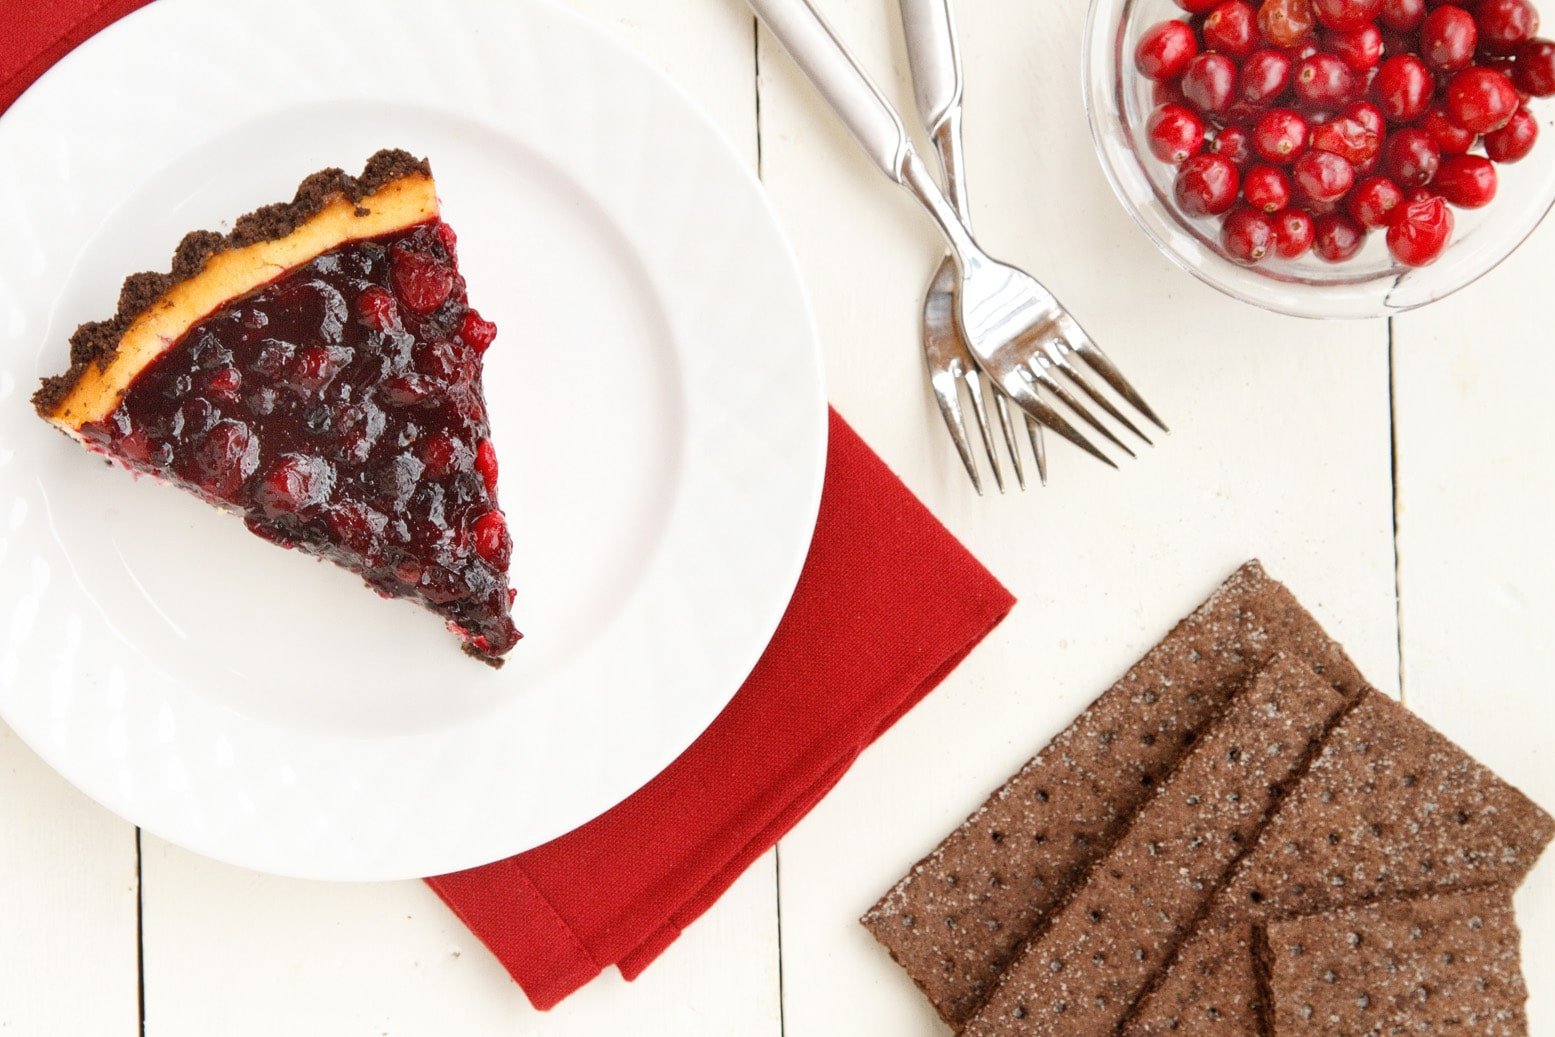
[2,1,1552,1033]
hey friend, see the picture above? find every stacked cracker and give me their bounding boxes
[863,561,1552,1037]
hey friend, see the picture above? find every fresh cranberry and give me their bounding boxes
[1178,0,1221,13]
[475,439,500,495]
[1386,192,1455,263]
[1347,175,1407,223]
[1314,0,1385,31]
[1420,104,1479,152]
[1345,99,1389,136]
[1420,5,1480,68]
[1136,20,1201,79]
[1476,0,1539,52]
[1294,52,1358,107]
[1273,207,1318,255]
[1432,153,1499,204]
[1220,207,1278,262]
[1311,114,1383,162]
[1445,66,1520,129]
[1243,164,1296,210]
[459,311,498,354]
[1204,0,1260,55]
[1326,25,1385,68]
[1313,212,1368,259]
[390,247,455,315]
[1383,127,1443,185]
[1147,103,1209,162]
[1259,0,1320,45]
[1513,37,1555,94]
[1181,52,1239,113]
[471,511,512,567]
[1213,123,1257,164]
[1373,54,1436,120]
[1483,104,1539,157]
[1253,107,1313,162]
[1240,49,1294,101]
[1293,148,1358,201]
[1175,153,1243,214]
[1379,0,1427,29]
[357,285,399,332]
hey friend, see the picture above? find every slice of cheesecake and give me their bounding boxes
[34,149,521,664]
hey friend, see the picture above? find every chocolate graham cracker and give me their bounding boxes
[1123,690,1554,1037]
[861,561,1366,1026]
[1259,888,1529,1037]
[959,653,1349,1037]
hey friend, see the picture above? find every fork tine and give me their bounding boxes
[1026,413,1047,486]
[992,390,1026,490]
[1053,347,1152,444]
[928,368,983,494]
[1058,317,1169,433]
[995,370,1117,469]
[1029,359,1137,459]
[962,367,1005,493]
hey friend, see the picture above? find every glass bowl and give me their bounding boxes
[1083,0,1555,318]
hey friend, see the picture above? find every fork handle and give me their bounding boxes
[899,0,970,220]
[748,0,913,182]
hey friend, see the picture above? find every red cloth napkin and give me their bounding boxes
[5,6,1016,1011]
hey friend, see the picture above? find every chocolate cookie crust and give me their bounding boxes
[31,148,431,417]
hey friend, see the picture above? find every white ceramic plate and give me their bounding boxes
[0,0,825,880]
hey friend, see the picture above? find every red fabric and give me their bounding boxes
[6,9,1016,1011]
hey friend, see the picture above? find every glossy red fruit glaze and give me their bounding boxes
[1380,0,1427,30]
[1175,153,1244,214]
[475,439,500,495]
[1421,104,1479,152]
[1314,0,1385,31]
[1326,24,1385,68]
[1347,175,1407,223]
[1136,19,1201,79]
[1253,107,1313,161]
[1345,99,1389,135]
[1513,37,1555,94]
[1420,5,1480,68]
[1259,0,1320,45]
[1204,0,1261,55]
[1432,152,1499,203]
[1445,66,1521,129]
[1244,164,1296,210]
[1148,103,1209,162]
[1483,104,1539,157]
[1240,48,1295,101]
[1212,123,1257,164]
[458,311,498,354]
[357,285,399,332]
[1182,52,1239,113]
[471,511,512,567]
[1273,207,1318,255]
[1313,212,1368,259]
[1383,126,1443,185]
[1373,54,1436,120]
[1293,147,1358,201]
[390,247,455,315]
[1386,192,1455,263]
[1311,114,1383,162]
[1221,207,1279,261]
[1476,0,1540,52]
[1295,52,1358,107]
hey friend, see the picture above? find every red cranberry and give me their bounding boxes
[255,454,334,517]
[390,248,455,315]
[288,345,337,394]
[1432,153,1498,204]
[1181,52,1239,113]
[435,221,459,260]
[1311,114,1383,162]
[419,432,463,479]
[1347,175,1407,224]
[471,511,512,567]
[1379,0,1426,30]
[1445,66,1520,129]
[1421,105,1479,152]
[1373,54,1436,120]
[1483,105,1539,157]
[1313,212,1368,259]
[1326,25,1385,68]
[1513,37,1555,94]
[1420,5,1480,69]
[1386,192,1455,264]
[1221,207,1278,262]
[1293,148,1358,201]
[1204,0,1260,55]
[1345,100,1388,135]
[1178,0,1221,13]
[1213,124,1256,164]
[1259,0,1320,45]
[1147,102,1209,162]
[1295,52,1358,107]
[1253,107,1313,161]
[1476,0,1539,53]
[1136,20,1201,79]
[357,285,399,332]
[1244,164,1296,210]
[1273,207,1318,255]
[192,420,259,500]
[1154,77,1189,106]
[1384,127,1443,185]
[1240,48,1295,101]
[475,439,500,495]
[1313,0,1385,31]
[1175,153,1244,214]
[204,366,242,402]
[459,311,498,354]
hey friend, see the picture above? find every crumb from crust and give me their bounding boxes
[31,149,432,418]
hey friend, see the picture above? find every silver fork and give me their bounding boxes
[748,0,1166,466]
[903,0,1045,493]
